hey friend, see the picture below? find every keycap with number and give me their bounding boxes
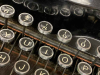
[58,53,73,68]
[38,21,53,35]
[0,5,15,28]
[0,52,10,66]
[19,37,34,51]
[39,46,54,60]
[76,38,91,52]
[0,29,15,43]
[14,60,30,75]
[77,62,92,75]
[34,68,49,75]
[57,29,72,43]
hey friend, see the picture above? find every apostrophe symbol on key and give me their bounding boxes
[23,15,30,22]
[62,32,68,39]
[41,24,48,30]
[0,55,6,62]
[40,71,46,75]
[80,40,87,48]
[19,64,26,70]
[45,49,48,55]
[83,65,89,71]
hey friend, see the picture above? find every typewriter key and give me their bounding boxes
[34,68,49,75]
[0,5,15,28]
[0,29,15,43]
[57,29,72,43]
[38,21,53,35]
[27,2,39,11]
[19,37,34,51]
[76,38,91,52]
[97,71,100,75]
[77,62,92,75]
[58,53,73,68]
[14,60,30,75]
[60,8,71,17]
[39,46,54,60]
[96,46,100,58]
[18,13,34,36]
[12,0,24,4]
[0,52,10,66]
[23,0,30,7]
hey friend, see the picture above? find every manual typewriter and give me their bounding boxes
[0,0,100,75]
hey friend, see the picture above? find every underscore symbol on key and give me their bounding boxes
[80,40,87,47]
[19,64,26,70]
[40,71,46,75]
[0,55,6,62]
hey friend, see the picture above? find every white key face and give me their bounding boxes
[77,62,92,75]
[34,68,49,75]
[18,13,34,26]
[0,5,15,18]
[0,52,10,66]
[58,53,73,68]
[19,37,34,51]
[60,8,71,17]
[39,46,54,60]
[76,38,91,51]
[12,0,24,4]
[0,29,15,43]
[14,60,30,75]
[57,29,72,43]
[38,21,53,35]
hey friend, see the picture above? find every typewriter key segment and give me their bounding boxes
[77,62,92,75]
[0,52,10,66]
[39,46,54,60]
[18,13,34,36]
[97,71,100,75]
[14,60,30,75]
[76,38,91,52]
[34,68,49,75]
[0,5,15,28]
[57,29,72,43]
[19,37,34,51]
[12,0,24,4]
[38,21,53,35]
[96,46,100,58]
[58,53,73,68]
[23,0,30,7]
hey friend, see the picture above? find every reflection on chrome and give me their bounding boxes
[27,2,39,11]
[60,8,71,17]
[69,0,93,5]
[12,0,24,4]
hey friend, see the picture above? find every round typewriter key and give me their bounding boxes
[34,68,49,75]
[74,8,84,16]
[19,37,34,51]
[60,8,71,17]
[18,13,34,26]
[23,0,30,7]
[96,46,100,58]
[0,5,15,18]
[58,53,73,68]
[97,71,100,75]
[0,52,10,66]
[39,46,54,60]
[76,38,91,52]
[27,2,39,11]
[38,21,53,35]
[14,60,30,75]
[0,29,15,43]
[57,29,72,43]
[77,62,92,75]
[12,0,24,4]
